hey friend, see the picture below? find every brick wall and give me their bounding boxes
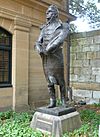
[70,30,100,104]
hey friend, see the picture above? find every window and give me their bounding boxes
[0,27,12,87]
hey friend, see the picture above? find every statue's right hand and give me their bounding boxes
[34,42,44,55]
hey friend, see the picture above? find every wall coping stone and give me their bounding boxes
[71,30,100,39]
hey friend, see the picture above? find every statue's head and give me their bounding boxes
[46,5,59,21]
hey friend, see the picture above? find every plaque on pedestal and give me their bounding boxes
[30,107,81,137]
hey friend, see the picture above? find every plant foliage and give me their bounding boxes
[69,0,100,30]
[64,109,100,137]
[0,108,99,137]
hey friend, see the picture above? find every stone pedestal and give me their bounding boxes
[30,107,81,137]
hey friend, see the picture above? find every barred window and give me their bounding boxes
[0,27,12,87]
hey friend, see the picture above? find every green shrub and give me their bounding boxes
[0,111,43,137]
[0,109,99,137]
[63,109,100,137]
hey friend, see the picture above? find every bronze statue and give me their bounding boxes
[35,5,69,108]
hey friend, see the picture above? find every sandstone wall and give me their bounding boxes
[70,30,100,104]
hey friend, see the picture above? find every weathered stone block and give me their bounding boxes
[96,75,100,83]
[73,60,83,67]
[30,111,81,137]
[93,91,100,99]
[70,45,77,52]
[73,89,93,98]
[77,75,95,83]
[94,51,100,59]
[86,37,94,45]
[82,60,90,67]
[73,96,100,104]
[92,67,100,75]
[89,75,96,82]
[90,44,100,51]
[70,74,78,82]
[83,46,91,52]
[70,53,77,60]
[77,38,87,45]
[90,60,100,67]
[81,67,92,75]
[77,36,94,45]
[76,45,83,52]
[87,52,95,59]
[76,52,87,60]
[76,75,86,82]
[74,67,81,75]
[86,98,100,104]
[71,82,100,91]
[94,35,100,44]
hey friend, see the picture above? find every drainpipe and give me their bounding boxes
[66,0,73,101]
[66,31,73,101]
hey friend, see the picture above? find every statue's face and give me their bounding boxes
[46,8,55,20]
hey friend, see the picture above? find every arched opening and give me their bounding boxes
[0,27,12,87]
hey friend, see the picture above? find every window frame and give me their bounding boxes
[0,27,12,87]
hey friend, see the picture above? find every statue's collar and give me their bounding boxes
[46,19,62,29]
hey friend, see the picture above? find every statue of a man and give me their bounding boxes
[35,5,69,108]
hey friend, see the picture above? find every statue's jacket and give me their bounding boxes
[37,20,69,85]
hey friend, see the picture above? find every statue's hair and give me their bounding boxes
[47,5,59,18]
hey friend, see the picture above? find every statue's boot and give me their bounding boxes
[61,97,67,107]
[60,85,69,107]
[47,85,56,108]
[48,98,56,108]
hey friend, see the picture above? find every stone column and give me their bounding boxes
[12,17,31,111]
